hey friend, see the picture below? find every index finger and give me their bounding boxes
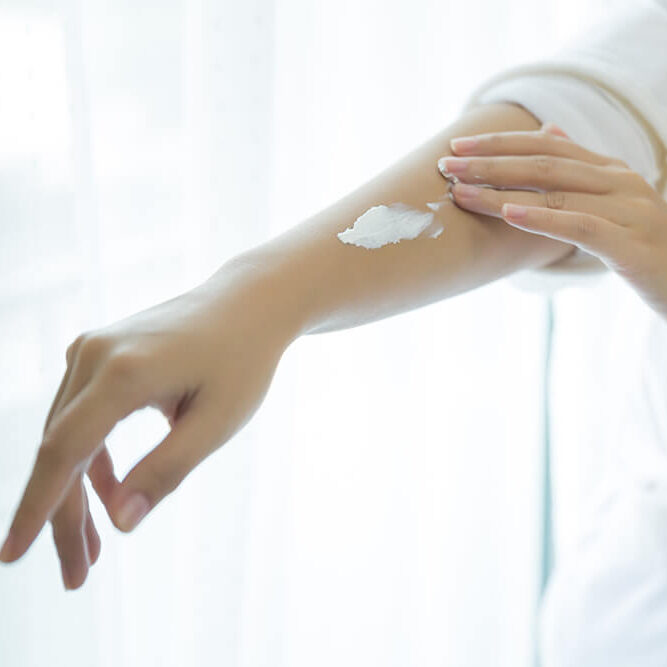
[449,129,618,167]
[0,373,140,563]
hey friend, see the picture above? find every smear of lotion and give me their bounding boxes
[337,203,444,249]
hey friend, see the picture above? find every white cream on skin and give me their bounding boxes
[337,202,445,249]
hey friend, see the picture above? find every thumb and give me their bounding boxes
[110,400,220,532]
[542,121,569,138]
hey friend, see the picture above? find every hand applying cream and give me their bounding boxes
[439,122,667,320]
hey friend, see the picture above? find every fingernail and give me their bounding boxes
[450,136,479,153]
[503,204,528,221]
[452,183,480,199]
[438,157,461,179]
[117,493,150,531]
[543,122,567,138]
[0,531,15,562]
[438,157,469,177]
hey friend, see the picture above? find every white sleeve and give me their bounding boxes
[458,0,667,294]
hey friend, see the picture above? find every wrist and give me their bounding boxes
[202,248,316,349]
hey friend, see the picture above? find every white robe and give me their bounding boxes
[458,1,667,664]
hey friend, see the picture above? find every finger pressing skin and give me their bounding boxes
[51,475,89,590]
[449,128,617,166]
[438,155,617,194]
[501,203,624,258]
[448,182,617,222]
[0,373,141,563]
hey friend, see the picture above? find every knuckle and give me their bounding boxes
[545,190,567,210]
[77,333,110,367]
[575,215,598,239]
[66,333,88,365]
[534,154,555,177]
[543,209,557,227]
[480,157,496,177]
[102,349,141,386]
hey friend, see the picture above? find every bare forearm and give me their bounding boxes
[215,103,574,339]
[0,105,578,582]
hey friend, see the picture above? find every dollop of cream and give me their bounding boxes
[337,203,444,249]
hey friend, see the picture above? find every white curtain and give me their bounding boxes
[0,0,620,665]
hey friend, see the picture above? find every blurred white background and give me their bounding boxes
[0,0,639,665]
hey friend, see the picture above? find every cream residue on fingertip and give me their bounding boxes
[337,203,445,249]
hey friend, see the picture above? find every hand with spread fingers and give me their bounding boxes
[0,260,297,590]
[438,122,667,319]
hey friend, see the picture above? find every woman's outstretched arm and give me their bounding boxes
[227,101,573,336]
[0,101,575,590]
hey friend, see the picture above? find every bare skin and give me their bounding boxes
[0,102,576,590]
[441,123,667,320]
